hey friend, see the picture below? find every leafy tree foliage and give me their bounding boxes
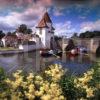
[71,33,78,38]
[17,24,32,34]
[7,32,12,35]
[0,31,5,39]
[79,31,100,38]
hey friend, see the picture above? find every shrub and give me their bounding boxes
[0,67,7,91]
[60,61,100,100]
[60,74,86,100]
[0,62,100,100]
[0,64,65,100]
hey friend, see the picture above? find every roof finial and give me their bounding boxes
[45,7,48,12]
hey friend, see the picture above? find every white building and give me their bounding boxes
[1,12,56,51]
[36,12,55,49]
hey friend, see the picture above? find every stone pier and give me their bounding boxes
[61,37,100,53]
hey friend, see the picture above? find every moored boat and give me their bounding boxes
[40,50,52,57]
[66,48,79,57]
[40,50,62,58]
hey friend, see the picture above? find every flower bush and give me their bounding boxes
[60,61,100,100]
[0,62,100,100]
[0,64,65,100]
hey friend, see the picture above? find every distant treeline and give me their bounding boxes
[79,31,100,38]
[72,31,100,38]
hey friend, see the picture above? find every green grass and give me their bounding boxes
[0,47,18,51]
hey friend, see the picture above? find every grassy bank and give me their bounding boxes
[0,47,18,51]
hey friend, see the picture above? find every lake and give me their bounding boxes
[0,51,97,76]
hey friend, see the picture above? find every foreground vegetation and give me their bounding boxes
[0,61,100,100]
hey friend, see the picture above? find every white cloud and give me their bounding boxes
[54,10,63,16]
[0,3,46,32]
[79,16,87,19]
[54,21,75,37]
[80,19,100,33]
[53,7,64,16]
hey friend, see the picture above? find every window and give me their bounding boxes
[40,28,42,34]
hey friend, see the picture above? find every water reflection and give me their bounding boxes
[0,51,96,75]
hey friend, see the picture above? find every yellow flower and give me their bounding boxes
[59,95,65,100]
[74,79,78,84]
[43,83,49,91]
[86,88,94,98]
[35,75,43,81]
[87,69,94,75]
[11,95,18,100]
[50,83,57,88]
[45,64,64,82]
[35,90,44,96]
[3,65,65,100]
[14,77,23,87]
[45,70,51,75]
[13,70,22,78]
[5,78,11,83]
[22,82,28,88]
[25,93,35,100]
[28,84,35,93]
[41,94,51,100]
[96,84,100,89]
[27,73,34,81]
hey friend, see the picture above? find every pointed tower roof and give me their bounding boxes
[36,12,52,28]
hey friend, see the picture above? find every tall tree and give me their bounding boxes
[18,24,27,34]
[7,32,12,35]
[26,29,32,34]
[0,30,5,39]
[17,24,32,34]
[72,33,78,38]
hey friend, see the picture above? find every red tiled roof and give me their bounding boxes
[4,34,18,39]
[36,12,52,28]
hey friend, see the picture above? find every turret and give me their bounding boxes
[36,12,55,49]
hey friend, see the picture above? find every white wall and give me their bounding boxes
[19,44,42,52]
[36,22,54,49]
[1,38,6,47]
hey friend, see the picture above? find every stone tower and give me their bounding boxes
[36,12,55,49]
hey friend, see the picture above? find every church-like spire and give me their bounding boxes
[36,12,52,28]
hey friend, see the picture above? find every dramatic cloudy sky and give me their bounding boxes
[0,0,100,36]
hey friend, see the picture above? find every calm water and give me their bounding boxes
[0,51,97,75]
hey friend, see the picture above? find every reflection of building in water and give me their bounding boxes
[17,53,25,66]
[62,52,67,63]
[35,51,41,72]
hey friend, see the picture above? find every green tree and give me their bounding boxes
[17,24,32,34]
[0,31,5,39]
[72,33,78,38]
[79,31,100,38]
[26,28,32,34]
[7,32,12,35]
